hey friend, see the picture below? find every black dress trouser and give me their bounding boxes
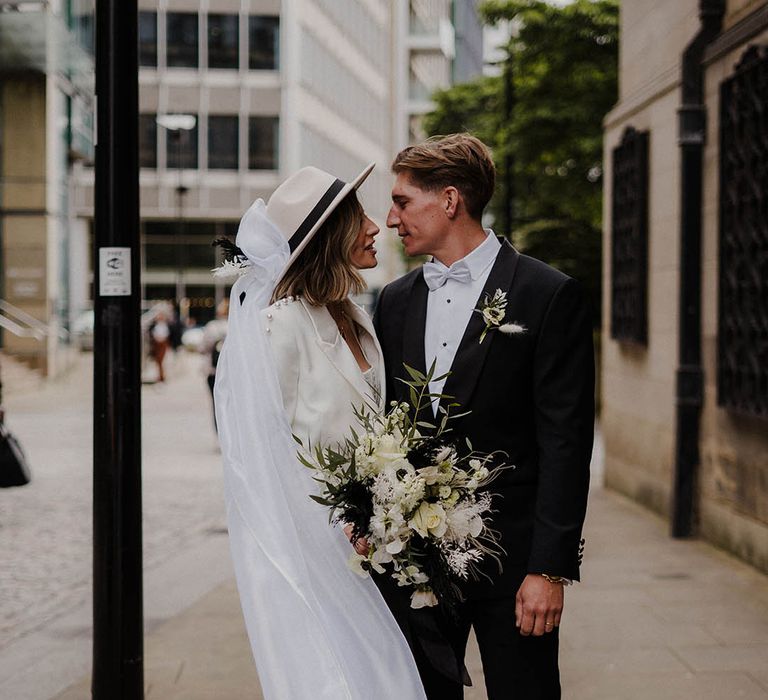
[379,567,561,700]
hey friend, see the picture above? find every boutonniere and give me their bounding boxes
[475,289,527,344]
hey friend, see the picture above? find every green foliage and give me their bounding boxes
[424,0,618,323]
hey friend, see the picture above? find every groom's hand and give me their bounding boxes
[515,574,564,637]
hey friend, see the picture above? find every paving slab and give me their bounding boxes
[4,354,768,699]
[52,489,768,700]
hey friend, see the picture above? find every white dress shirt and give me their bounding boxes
[425,230,501,414]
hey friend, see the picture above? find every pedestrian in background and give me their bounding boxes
[149,309,171,382]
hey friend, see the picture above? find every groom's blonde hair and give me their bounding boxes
[391,133,496,221]
[271,193,366,306]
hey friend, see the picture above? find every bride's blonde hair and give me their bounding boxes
[271,192,366,306]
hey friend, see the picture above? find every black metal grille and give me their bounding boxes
[611,127,649,344]
[718,46,768,418]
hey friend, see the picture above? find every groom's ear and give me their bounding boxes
[443,186,460,219]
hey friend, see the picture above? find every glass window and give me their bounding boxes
[208,116,239,170]
[249,15,279,70]
[139,12,157,67]
[208,14,239,69]
[248,116,278,170]
[167,12,199,68]
[139,114,157,168]
[166,119,199,169]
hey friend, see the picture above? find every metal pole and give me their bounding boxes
[175,132,184,303]
[93,0,144,696]
[671,0,724,537]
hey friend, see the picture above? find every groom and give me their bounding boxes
[373,134,594,699]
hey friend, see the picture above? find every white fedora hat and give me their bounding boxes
[267,162,375,281]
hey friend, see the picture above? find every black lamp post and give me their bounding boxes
[93,0,143,697]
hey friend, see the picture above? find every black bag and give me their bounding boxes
[0,421,31,487]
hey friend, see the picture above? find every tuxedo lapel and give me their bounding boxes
[399,271,429,403]
[439,240,520,414]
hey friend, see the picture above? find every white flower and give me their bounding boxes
[445,489,461,507]
[445,497,489,540]
[410,588,439,609]
[370,433,408,473]
[434,446,457,465]
[469,459,482,470]
[439,485,452,499]
[399,473,426,512]
[347,553,369,577]
[418,465,453,486]
[475,466,489,482]
[482,306,505,325]
[370,546,392,574]
[445,548,483,579]
[475,288,509,344]
[409,501,448,538]
[211,259,249,282]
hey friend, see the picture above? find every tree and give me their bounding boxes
[424,0,619,323]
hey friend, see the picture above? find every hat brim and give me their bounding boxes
[276,162,375,285]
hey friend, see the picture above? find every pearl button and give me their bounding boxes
[267,313,273,320]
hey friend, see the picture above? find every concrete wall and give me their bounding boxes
[603,0,768,573]
[603,0,699,517]
[698,20,768,573]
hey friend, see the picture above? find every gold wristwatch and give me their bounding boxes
[540,573,569,585]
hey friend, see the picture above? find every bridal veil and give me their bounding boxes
[214,199,426,699]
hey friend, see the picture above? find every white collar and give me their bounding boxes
[431,229,500,281]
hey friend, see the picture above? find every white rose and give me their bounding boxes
[410,588,439,609]
[408,501,448,539]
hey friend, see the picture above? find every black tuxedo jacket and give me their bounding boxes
[374,240,594,595]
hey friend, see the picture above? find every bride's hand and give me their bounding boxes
[343,524,371,555]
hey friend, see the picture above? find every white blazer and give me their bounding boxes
[260,297,386,449]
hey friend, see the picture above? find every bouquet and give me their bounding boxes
[298,363,507,610]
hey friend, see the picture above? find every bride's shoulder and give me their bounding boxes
[259,295,309,330]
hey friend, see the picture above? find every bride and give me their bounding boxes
[214,163,426,699]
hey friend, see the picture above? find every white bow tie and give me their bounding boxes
[423,260,472,291]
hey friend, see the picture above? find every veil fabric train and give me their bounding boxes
[214,199,427,700]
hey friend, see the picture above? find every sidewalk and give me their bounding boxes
[54,487,768,699]
[3,353,765,699]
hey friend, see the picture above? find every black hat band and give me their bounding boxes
[287,178,346,253]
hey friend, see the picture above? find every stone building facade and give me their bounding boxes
[603,0,768,572]
[0,0,94,375]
